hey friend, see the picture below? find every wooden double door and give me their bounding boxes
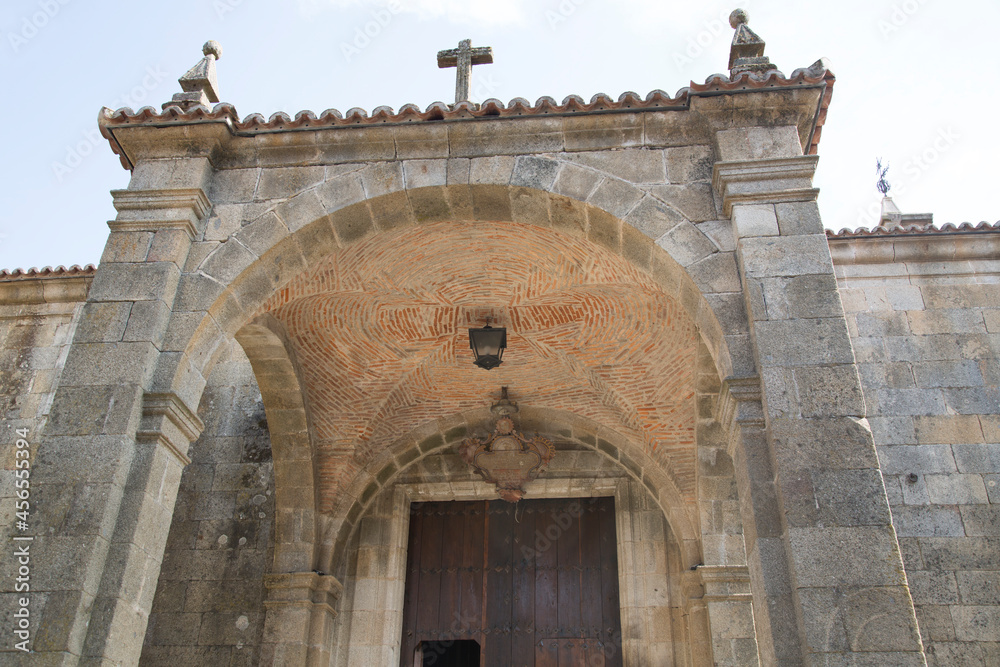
[400,497,622,666]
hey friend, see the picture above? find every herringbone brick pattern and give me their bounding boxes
[259,222,697,509]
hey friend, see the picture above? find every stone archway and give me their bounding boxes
[327,416,720,667]
[165,185,744,592]
[184,188,741,664]
[174,180,743,402]
[234,314,319,574]
[22,57,925,665]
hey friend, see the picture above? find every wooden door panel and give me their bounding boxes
[579,501,605,641]
[400,497,621,667]
[458,504,484,641]
[597,500,622,644]
[511,504,536,667]
[556,505,583,638]
[484,501,513,663]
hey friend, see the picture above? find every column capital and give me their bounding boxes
[108,187,212,239]
[718,375,764,432]
[135,391,205,466]
[712,155,819,216]
[696,564,753,602]
[263,571,344,617]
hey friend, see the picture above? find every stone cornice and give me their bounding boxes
[109,188,212,239]
[0,274,92,305]
[712,156,820,217]
[111,188,211,218]
[99,65,833,170]
[135,391,206,466]
[829,228,1000,265]
[99,65,830,132]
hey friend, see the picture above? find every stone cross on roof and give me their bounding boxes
[437,39,493,105]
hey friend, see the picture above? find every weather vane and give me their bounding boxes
[876,158,891,196]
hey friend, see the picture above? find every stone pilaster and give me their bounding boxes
[262,572,343,666]
[719,376,799,665]
[680,569,713,667]
[23,158,213,665]
[715,131,925,665]
[699,565,758,666]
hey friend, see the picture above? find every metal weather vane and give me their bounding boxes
[876,158,891,196]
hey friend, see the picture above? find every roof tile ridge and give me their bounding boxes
[0,263,98,280]
[96,67,829,155]
[99,63,832,134]
[690,64,829,95]
[827,220,1000,238]
[479,99,505,116]
[101,102,239,123]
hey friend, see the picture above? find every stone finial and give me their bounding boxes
[163,41,223,111]
[727,9,776,77]
[878,196,934,231]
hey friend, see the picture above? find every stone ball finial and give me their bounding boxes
[203,40,222,60]
[729,9,749,28]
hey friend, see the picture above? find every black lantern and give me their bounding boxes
[468,322,506,370]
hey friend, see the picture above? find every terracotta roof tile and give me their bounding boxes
[99,63,834,169]
[0,264,97,281]
[827,221,1000,239]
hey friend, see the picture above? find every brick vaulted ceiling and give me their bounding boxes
[258,221,699,510]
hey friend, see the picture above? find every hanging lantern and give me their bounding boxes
[468,322,506,370]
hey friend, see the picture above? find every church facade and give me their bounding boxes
[1,14,998,666]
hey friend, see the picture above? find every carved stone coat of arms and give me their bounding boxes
[458,389,555,502]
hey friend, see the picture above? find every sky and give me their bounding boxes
[1,0,996,271]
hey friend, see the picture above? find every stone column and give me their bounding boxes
[714,128,925,666]
[23,158,213,665]
[262,572,343,666]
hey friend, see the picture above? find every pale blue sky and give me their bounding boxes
[1,0,996,270]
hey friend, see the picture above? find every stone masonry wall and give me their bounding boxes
[0,281,85,654]
[140,343,274,666]
[834,235,1000,666]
